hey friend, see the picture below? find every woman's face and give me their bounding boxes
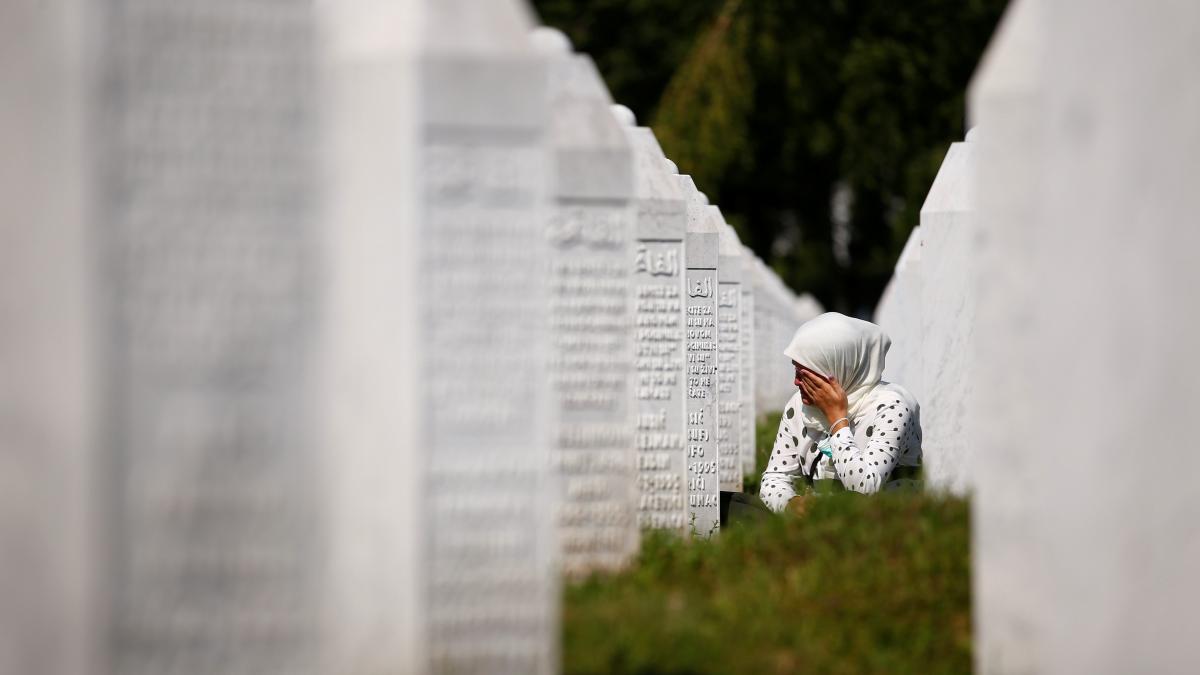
[793,360,824,406]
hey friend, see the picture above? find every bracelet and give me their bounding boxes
[829,417,850,434]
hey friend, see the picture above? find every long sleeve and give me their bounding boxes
[829,399,916,494]
[759,401,814,512]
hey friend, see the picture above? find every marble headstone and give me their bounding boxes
[715,215,746,492]
[324,2,558,673]
[917,137,975,495]
[674,173,721,535]
[417,6,557,674]
[614,108,691,535]
[753,259,804,413]
[739,244,758,476]
[1,2,325,673]
[536,29,638,575]
[971,0,1200,671]
[750,258,778,413]
[875,226,925,403]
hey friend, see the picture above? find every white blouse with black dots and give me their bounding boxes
[758,384,923,511]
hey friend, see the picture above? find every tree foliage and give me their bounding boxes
[534,0,1007,314]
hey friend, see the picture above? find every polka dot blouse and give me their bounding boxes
[758,385,923,511]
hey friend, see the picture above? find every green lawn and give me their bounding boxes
[563,415,971,675]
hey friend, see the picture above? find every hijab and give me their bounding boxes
[782,312,892,434]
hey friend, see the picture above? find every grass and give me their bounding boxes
[562,414,971,675]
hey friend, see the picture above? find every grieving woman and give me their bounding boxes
[759,312,922,512]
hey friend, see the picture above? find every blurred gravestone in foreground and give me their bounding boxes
[1,0,559,673]
[536,29,639,576]
[1,2,322,673]
[971,0,1200,672]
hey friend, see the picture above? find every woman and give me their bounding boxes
[759,312,922,512]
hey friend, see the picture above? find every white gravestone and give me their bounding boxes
[971,0,1200,672]
[674,173,722,534]
[770,274,796,408]
[1,2,328,673]
[753,259,815,412]
[535,29,638,575]
[739,244,758,476]
[751,256,781,412]
[968,0,1051,671]
[0,2,96,672]
[418,6,557,674]
[750,257,779,412]
[875,226,925,403]
[106,7,323,671]
[715,215,746,492]
[917,136,975,495]
[795,294,824,326]
[321,1,427,671]
[322,2,557,673]
[613,108,691,535]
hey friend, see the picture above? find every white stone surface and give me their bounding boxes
[321,1,426,670]
[752,258,821,415]
[715,214,745,492]
[610,103,637,128]
[971,0,1200,672]
[968,1,1051,671]
[543,46,638,575]
[739,244,758,477]
[675,173,721,535]
[875,226,924,403]
[415,6,557,672]
[0,2,375,673]
[0,3,96,673]
[618,118,691,534]
[331,3,557,673]
[875,135,977,497]
[918,138,976,495]
[793,293,824,322]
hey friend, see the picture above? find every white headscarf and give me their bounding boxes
[783,312,892,434]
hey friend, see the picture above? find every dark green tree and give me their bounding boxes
[534,0,1007,314]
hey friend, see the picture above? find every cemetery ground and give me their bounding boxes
[563,414,970,675]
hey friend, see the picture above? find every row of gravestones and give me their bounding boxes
[872,0,1200,672]
[0,1,818,674]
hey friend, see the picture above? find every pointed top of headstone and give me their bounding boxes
[968,0,1046,116]
[426,0,540,54]
[920,142,974,217]
[894,226,923,272]
[545,53,631,199]
[530,25,572,54]
[627,127,684,202]
[795,293,825,320]
[717,220,744,256]
[676,174,699,198]
[678,176,719,233]
[610,104,636,127]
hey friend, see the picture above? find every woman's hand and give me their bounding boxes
[799,369,848,425]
